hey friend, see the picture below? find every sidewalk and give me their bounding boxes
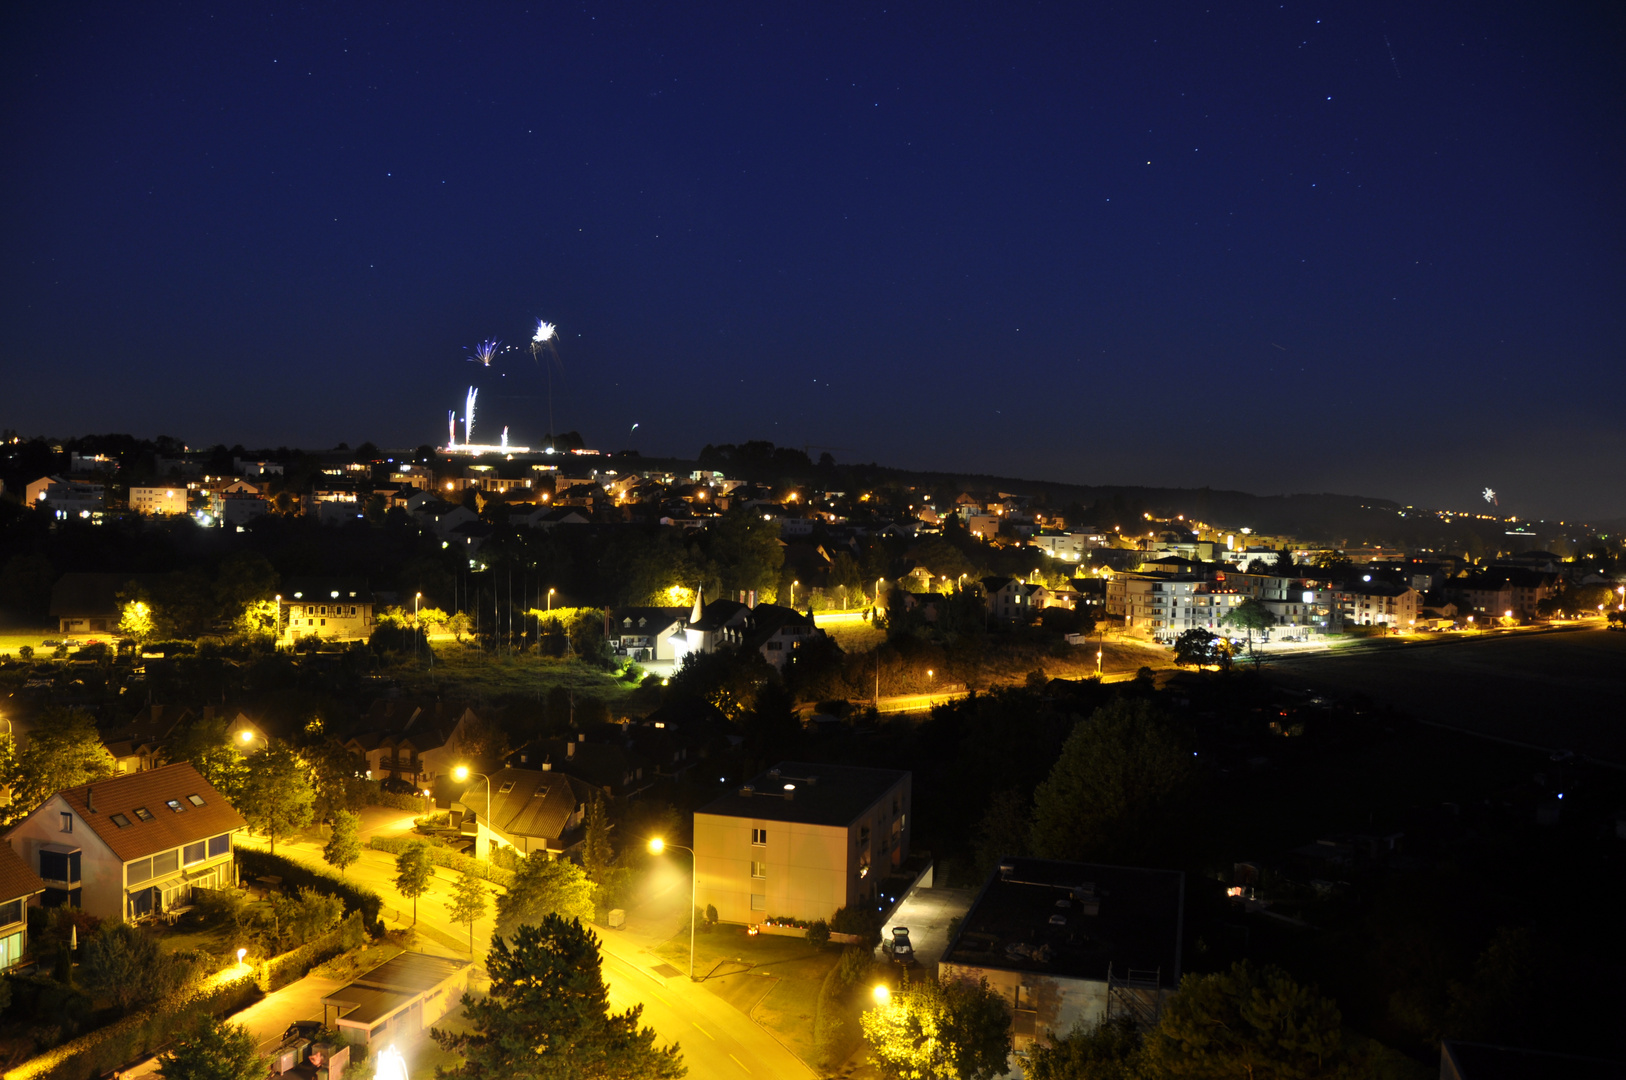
[116,973,346,1078]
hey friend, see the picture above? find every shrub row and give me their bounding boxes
[367,836,513,889]
[2,970,262,1080]
[260,911,369,992]
[366,789,427,810]
[236,848,384,931]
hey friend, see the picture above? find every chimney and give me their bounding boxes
[86,787,96,813]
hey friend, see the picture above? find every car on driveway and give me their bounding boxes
[887,926,914,965]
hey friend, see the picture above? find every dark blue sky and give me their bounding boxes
[4,3,1622,520]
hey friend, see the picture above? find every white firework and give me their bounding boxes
[533,319,556,343]
[467,339,501,366]
[464,386,478,445]
[447,410,457,447]
[1482,487,1497,505]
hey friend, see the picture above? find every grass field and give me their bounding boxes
[1269,626,1626,763]
[389,644,646,706]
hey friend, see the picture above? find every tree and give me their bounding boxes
[7,708,115,816]
[79,921,195,1013]
[157,1015,266,1080]
[238,743,315,854]
[118,599,156,644]
[1173,628,1230,670]
[213,551,279,630]
[272,887,344,947]
[1029,699,1192,863]
[306,738,367,822]
[1022,1018,1142,1080]
[447,869,489,956]
[494,852,595,945]
[706,506,785,600]
[972,789,1032,880]
[1143,961,1345,1079]
[323,810,362,877]
[1221,597,1276,652]
[394,842,434,924]
[166,715,249,804]
[740,679,801,759]
[432,914,685,1079]
[861,973,1012,1080]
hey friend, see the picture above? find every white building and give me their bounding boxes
[128,486,189,515]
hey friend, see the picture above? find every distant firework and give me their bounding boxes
[533,319,556,343]
[464,386,478,444]
[467,339,501,366]
[1482,487,1498,506]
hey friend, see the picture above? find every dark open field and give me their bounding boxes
[1267,627,1626,765]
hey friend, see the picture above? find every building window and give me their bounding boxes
[134,806,154,821]
[60,813,72,833]
[186,794,206,807]
[110,813,132,828]
[751,828,767,846]
[184,841,206,865]
[751,861,767,879]
[0,931,22,971]
[0,899,22,927]
[750,894,766,911]
[208,834,231,857]
[152,850,179,877]
[165,799,186,813]
[128,857,153,884]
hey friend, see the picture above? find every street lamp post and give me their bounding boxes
[453,765,493,857]
[648,838,697,980]
[790,580,799,608]
[548,587,556,612]
[414,592,423,659]
[237,730,267,752]
[274,594,282,649]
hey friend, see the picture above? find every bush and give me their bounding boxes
[369,835,514,888]
[813,947,876,1068]
[236,848,383,931]
[3,974,94,1040]
[830,904,883,948]
[261,913,368,992]
[490,844,521,873]
[4,969,261,1080]
[364,782,426,811]
[806,919,831,950]
[18,645,34,660]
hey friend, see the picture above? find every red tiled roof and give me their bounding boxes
[0,842,46,903]
[57,762,246,863]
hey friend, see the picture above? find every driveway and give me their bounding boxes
[882,885,981,973]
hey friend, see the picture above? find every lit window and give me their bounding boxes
[186,794,205,807]
[133,807,154,821]
[165,799,186,813]
[751,861,767,878]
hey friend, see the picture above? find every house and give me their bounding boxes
[1450,569,1557,620]
[982,577,1048,623]
[128,487,190,516]
[24,476,106,518]
[682,595,752,656]
[217,491,270,527]
[278,578,375,643]
[49,572,134,635]
[348,701,486,787]
[323,952,471,1053]
[0,843,47,971]
[739,604,826,670]
[939,858,1185,1073]
[454,766,598,860]
[521,506,591,530]
[693,762,911,925]
[5,762,246,921]
[607,606,690,662]
[510,735,655,800]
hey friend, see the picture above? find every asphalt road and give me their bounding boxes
[252,810,814,1077]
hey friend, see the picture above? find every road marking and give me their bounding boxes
[692,1022,715,1040]
[729,1052,752,1073]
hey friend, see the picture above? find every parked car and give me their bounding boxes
[888,926,914,966]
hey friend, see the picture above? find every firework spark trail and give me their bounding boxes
[464,387,478,445]
[467,339,502,366]
[530,316,564,442]
[448,410,458,447]
[1384,35,1401,80]
[533,320,556,344]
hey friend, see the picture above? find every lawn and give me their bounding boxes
[387,645,645,706]
[654,925,842,1066]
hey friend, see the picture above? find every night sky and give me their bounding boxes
[3,3,1622,520]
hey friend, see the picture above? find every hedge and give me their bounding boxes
[260,912,368,992]
[366,789,426,811]
[236,848,384,931]
[2,970,262,1080]
[368,836,513,889]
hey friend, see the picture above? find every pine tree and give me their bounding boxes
[431,914,686,1079]
[157,1016,266,1080]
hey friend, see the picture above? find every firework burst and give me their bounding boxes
[467,339,502,366]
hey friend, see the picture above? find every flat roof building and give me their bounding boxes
[940,858,1185,1076]
[322,951,470,1053]
[695,762,911,925]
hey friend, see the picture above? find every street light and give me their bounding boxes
[873,984,890,1005]
[237,730,267,751]
[415,592,423,659]
[274,594,282,647]
[548,587,556,612]
[453,765,493,857]
[648,837,698,980]
[790,580,799,607]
